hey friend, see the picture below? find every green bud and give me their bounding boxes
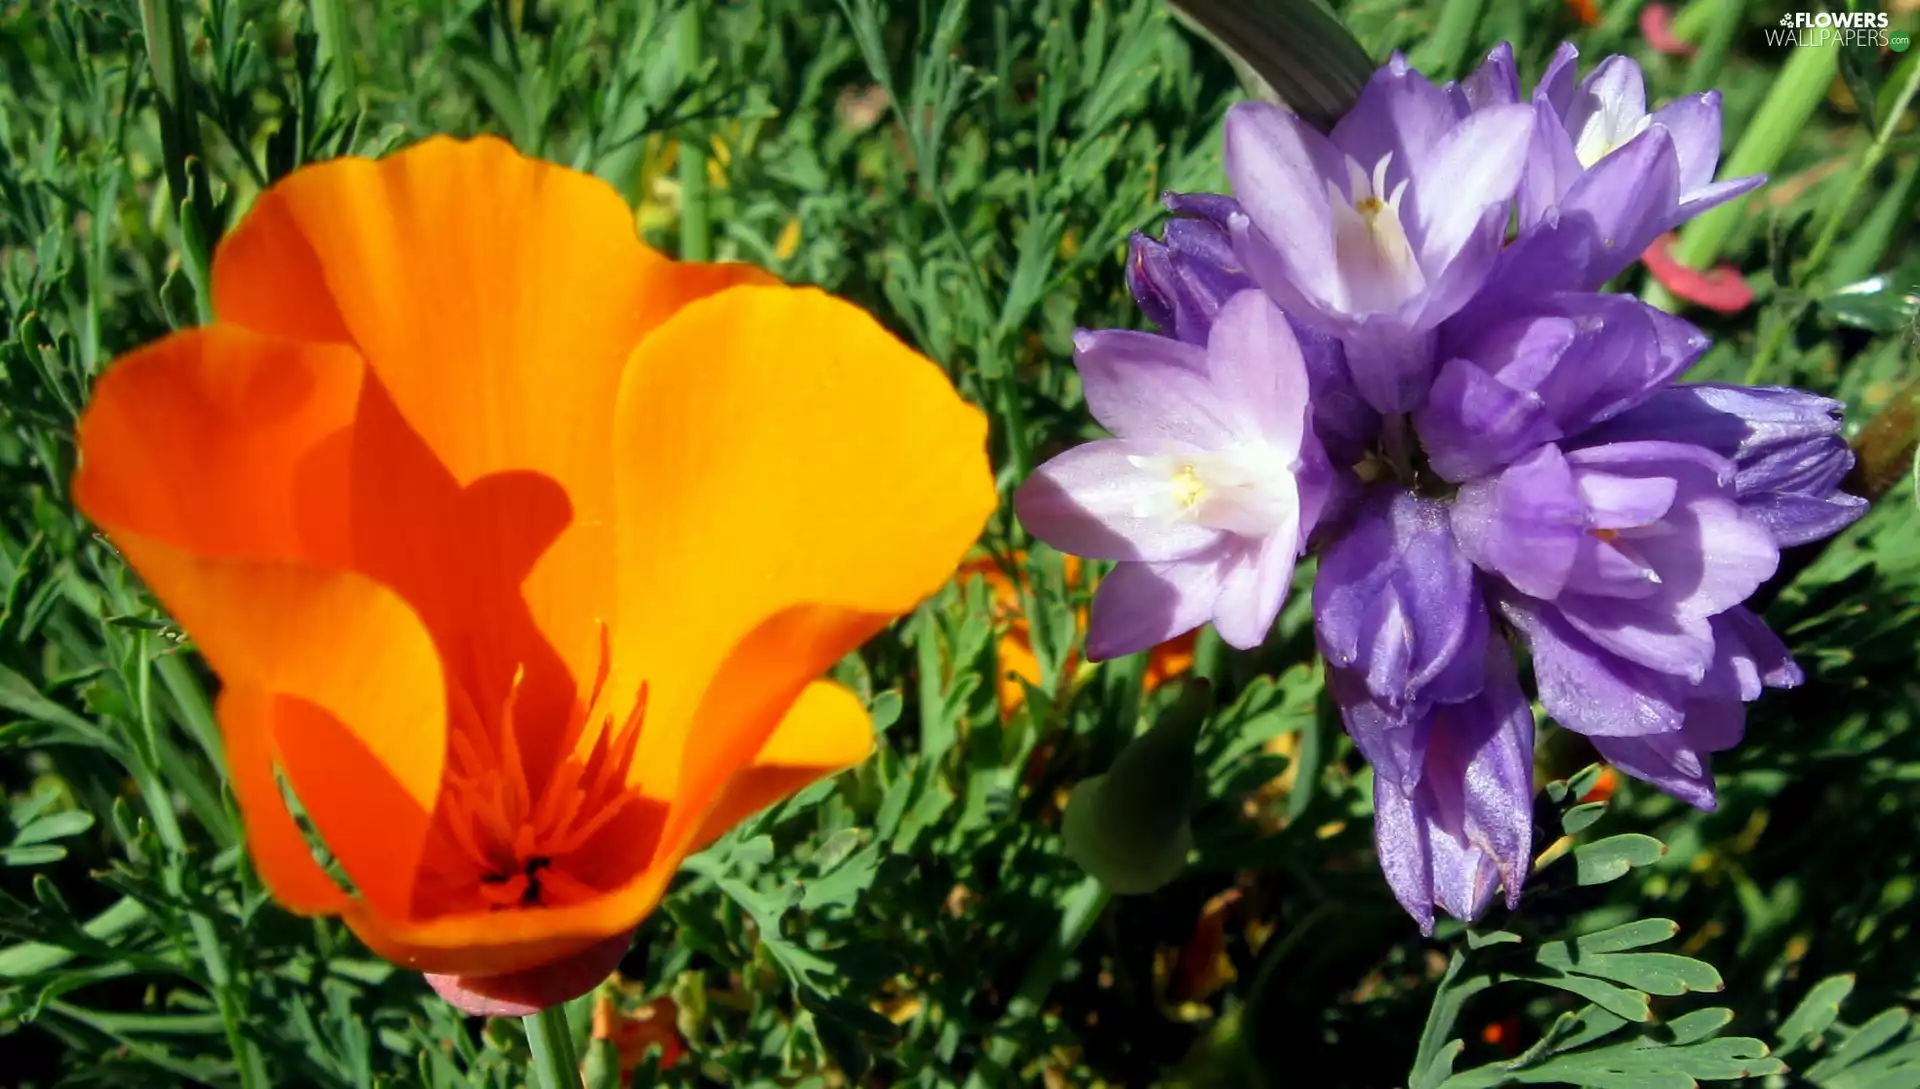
[1062,679,1213,895]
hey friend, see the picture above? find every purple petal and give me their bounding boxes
[1452,444,1586,601]
[1719,605,1803,691]
[1211,525,1300,649]
[1590,716,1725,810]
[1430,647,1535,913]
[1535,42,1581,117]
[1648,91,1723,195]
[1369,749,1438,934]
[1499,126,1683,293]
[1362,635,1535,932]
[1410,103,1536,283]
[1331,53,1463,183]
[1673,173,1766,222]
[1568,55,1650,140]
[1340,324,1442,416]
[1127,234,1182,339]
[1085,547,1234,660]
[1072,329,1236,445]
[1456,42,1520,112]
[1577,470,1677,527]
[1316,489,1485,705]
[1015,440,1227,562]
[1224,102,1345,313]
[1414,357,1560,483]
[1519,101,1584,230]
[1562,438,1734,489]
[1556,592,1717,680]
[1204,290,1312,452]
[1164,190,1241,228]
[1626,495,1779,617]
[1299,327,1381,464]
[1500,590,1689,736]
[1743,492,1869,548]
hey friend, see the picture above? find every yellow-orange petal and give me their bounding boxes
[686,681,876,853]
[73,329,447,921]
[609,283,993,846]
[208,134,775,688]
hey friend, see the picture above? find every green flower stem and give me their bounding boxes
[132,634,267,1089]
[1645,39,1838,313]
[1800,56,1920,280]
[1825,151,1920,286]
[961,875,1111,1089]
[525,1005,583,1089]
[313,0,360,109]
[1408,0,1486,81]
[676,4,711,263]
[1680,0,1745,94]
[1743,52,1920,383]
[138,0,218,322]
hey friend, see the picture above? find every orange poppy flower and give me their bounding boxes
[955,554,1195,717]
[72,137,993,1012]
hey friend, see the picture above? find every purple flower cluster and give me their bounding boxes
[1014,44,1867,933]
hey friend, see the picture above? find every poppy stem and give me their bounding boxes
[676,5,712,263]
[524,1004,583,1089]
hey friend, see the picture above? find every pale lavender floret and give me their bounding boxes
[1222,55,1535,413]
[1126,194,1381,465]
[1452,441,1780,684]
[1014,292,1333,659]
[1576,384,1868,547]
[1316,490,1487,792]
[1416,293,1710,481]
[1487,46,1765,295]
[1343,634,1535,935]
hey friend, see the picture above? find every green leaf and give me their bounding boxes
[1575,834,1667,886]
[1778,974,1859,1055]
[14,809,96,847]
[1562,801,1608,835]
[1807,1008,1916,1083]
[1513,972,1653,1023]
[1533,947,1723,997]
[1817,274,1920,335]
[1572,919,1682,956]
[801,841,883,912]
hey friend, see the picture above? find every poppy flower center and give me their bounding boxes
[418,662,651,915]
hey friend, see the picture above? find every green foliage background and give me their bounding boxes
[2,0,1918,1086]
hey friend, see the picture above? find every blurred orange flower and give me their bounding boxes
[73,136,993,1012]
[956,554,1195,718]
[590,993,686,1081]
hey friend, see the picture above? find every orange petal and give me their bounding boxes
[337,286,990,976]
[73,329,447,920]
[686,681,876,853]
[608,284,993,847]
[209,134,774,687]
[218,686,350,914]
[72,326,361,567]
